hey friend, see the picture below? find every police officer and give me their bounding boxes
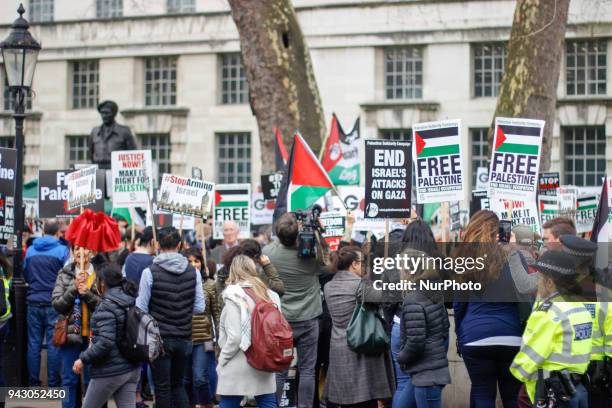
[510,250,593,407]
[560,234,611,406]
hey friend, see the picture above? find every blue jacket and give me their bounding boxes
[24,236,69,304]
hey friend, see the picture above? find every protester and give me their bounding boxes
[263,213,329,408]
[183,248,220,408]
[0,253,11,408]
[385,220,441,407]
[452,210,526,408]
[24,220,68,387]
[74,264,140,408]
[396,259,450,408]
[541,217,576,251]
[510,251,593,407]
[210,220,240,264]
[323,246,394,408]
[52,246,101,408]
[123,226,156,288]
[136,227,204,408]
[217,255,281,408]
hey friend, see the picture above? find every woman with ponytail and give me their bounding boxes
[217,255,281,408]
[73,264,140,408]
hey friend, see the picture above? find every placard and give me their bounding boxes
[0,148,17,197]
[0,194,6,227]
[66,166,97,211]
[413,120,464,203]
[576,193,598,234]
[0,196,13,245]
[39,170,105,218]
[320,211,346,251]
[470,190,490,216]
[539,195,560,226]
[364,139,411,219]
[213,184,251,239]
[157,174,214,218]
[489,117,544,200]
[252,189,274,226]
[449,201,462,232]
[538,172,560,196]
[475,167,489,191]
[111,150,153,208]
[490,198,541,233]
[261,172,283,200]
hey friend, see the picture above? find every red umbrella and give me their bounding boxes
[65,209,121,253]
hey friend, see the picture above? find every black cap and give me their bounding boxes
[97,100,118,115]
[534,250,578,277]
[560,234,597,259]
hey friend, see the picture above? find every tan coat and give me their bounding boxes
[192,278,221,343]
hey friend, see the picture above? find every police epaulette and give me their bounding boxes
[538,301,552,312]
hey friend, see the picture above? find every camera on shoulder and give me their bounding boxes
[294,204,325,258]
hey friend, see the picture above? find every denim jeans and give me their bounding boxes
[27,303,61,387]
[151,337,193,408]
[60,338,90,408]
[276,318,319,408]
[184,343,215,405]
[391,321,412,408]
[207,349,217,397]
[461,345,521,408]
[220,393,277,408]
[557,383,588,408]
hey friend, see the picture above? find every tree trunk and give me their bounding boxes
[489,0,570,171]
[228,0,326,173]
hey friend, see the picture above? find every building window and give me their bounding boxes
[0,137,15,149]
[96,0,123,18]
[72,60,99,109]
[140,134,171,175]
[220,54,248,105]
[563,126,606,186]
[167,0,195,13]
[217,132,251,183]
[29,0,54,22]
[2,72,32,111]
[473,43,506,97]
[66,135,90,168]
[384,48,422,100]
[379,129,412,141]
[144,57,177,107]
[566,40,607,96]
[470,128,490,185]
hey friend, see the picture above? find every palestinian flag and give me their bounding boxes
[275,128,289,172]
[539,196,560,215]
[414,126,460,158]
[214,187,250,207]
[494,123,542,156]
[591,177,609,243]
[321,114,360,185]
[273,133,334,222]
[577,195,598,211]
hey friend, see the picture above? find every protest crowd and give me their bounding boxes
[0,112,610,408]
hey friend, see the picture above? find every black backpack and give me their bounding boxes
[110,300,163,363]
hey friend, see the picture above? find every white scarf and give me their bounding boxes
[222,284,255,352]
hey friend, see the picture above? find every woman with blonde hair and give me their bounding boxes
[217,255,281,408]
[452,210,527,408]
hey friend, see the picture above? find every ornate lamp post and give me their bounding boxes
[0,3,41,385]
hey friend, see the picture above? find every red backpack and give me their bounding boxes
[243,288,294,372]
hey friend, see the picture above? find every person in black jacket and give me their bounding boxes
[73,264,140,408]
[395,248,450,408]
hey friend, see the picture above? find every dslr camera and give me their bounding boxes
[294,204,325,258]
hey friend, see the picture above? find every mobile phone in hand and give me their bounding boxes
[498,220,512,243]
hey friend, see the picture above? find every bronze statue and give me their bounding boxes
[89,100,137,169]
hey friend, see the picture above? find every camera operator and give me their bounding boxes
[263,210,332,408]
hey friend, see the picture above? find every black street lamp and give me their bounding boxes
[0,3,41,386]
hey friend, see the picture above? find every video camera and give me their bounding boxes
[294,204,325,258]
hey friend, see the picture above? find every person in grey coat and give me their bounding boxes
[323,247,395,408]
[73,264,140,408]
[395,248,450,408]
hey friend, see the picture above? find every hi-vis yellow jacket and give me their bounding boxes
[583,302,605,361]
[1,277,10,320]
[510,293,593,402]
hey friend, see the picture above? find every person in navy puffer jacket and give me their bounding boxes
[24,220,69,387]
